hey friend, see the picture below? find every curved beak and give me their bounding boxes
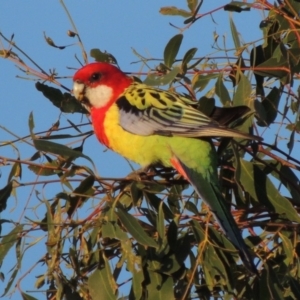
[73,80,85,101]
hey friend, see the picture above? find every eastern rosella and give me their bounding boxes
[73,62,260,273]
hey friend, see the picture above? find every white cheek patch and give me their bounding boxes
[85,85,113,109]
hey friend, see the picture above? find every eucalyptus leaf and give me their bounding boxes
[35,82,87,114]
[88,258,117,300]
[164,34,183,68]
[115,207,158,248]
[238,160,300,222]
[215,73,231,105]
[159,6,191,17]
[143,66,180,86]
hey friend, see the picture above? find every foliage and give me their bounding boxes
[1,0,300,299]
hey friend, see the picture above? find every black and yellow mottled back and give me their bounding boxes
[116,82,260,139]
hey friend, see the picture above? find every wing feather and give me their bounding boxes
[116,83,259,140]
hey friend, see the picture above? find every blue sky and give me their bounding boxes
[0,1,265,298]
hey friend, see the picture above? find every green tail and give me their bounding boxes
[176,157,257,274]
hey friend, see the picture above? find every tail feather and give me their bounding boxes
[171,156,257,274]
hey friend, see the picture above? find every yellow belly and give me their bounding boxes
[102,104,172,166]
[99,104,215,173]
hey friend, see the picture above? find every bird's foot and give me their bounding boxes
[125,166,151,181]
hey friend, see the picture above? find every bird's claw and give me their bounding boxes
[125,166,150,181]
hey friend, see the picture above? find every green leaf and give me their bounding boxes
[208,230,238,287]
[28,112,35,139]
[173,233,191,265]
[131,266,144,299]
[102,208,128,241]
[21,292,38,300]
[286,120,300,132]
[28,160,61,176]
[0,181,13,212]
[287,130,295,153]
[143,66,180,86]
[146,271,174,299]
[90,48,117,64]
[187,0,198,12]
[215,73,231,105]
[184,1,202,24]
[157,201,165,242]
[184,201,198,215]
[67,175,95,216]
[35,82,87,114]
[0,224,23,264]
[224,2,251,12]
[44,199,57,246]
[73,175,95,195]
[202,263,214,291]
[164,34,183,68]
[138,207,157,227]
[279,232,293,266]
[102,221,128,241]
[254,55,288,79]
[289,276,300,299]
[88,257,117,300]
[209,225,237,253]
[257,87,281,126]
[229,56,246,87]
[183,16,195,25]
[8,161,22,182]
[33,139,94,166]
[192,73,218,91]
[229,15,241,49]
[182,47,197,71]
[130,182,143,206]
[115,207,158,248]
[144,191,174,220]
[190,219,205,243]
[260,264,284,299]
[159,6,191,18]
[29,151,41,161]
[270,162,300,205]
[34,275,45,289]
[167,217,179,250]
[1,268,18,297]
[232,72,252,106]
[238,160,300,222]
[191,220,236,286]
[122,240,144,297]
[203,243,228,287]
[39,132,91,140]
[254,99,267,125]
[118,191,133,208]
[167,185,182,214]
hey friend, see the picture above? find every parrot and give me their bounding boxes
[73,62,260,273]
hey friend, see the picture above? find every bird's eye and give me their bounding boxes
[90,72,101,82]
